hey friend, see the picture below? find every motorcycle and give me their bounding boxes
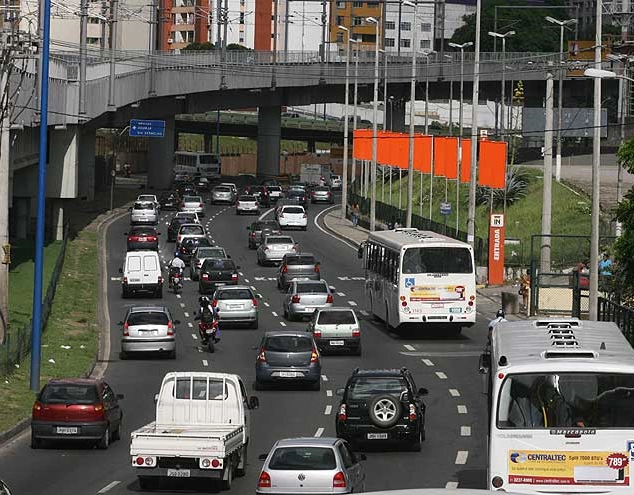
[195,310,220,353]
[169,267,183,295]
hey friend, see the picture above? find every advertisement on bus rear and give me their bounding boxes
[507,450,630,486]
[406,283,465,302]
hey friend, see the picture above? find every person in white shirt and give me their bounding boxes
[167,252,186,288]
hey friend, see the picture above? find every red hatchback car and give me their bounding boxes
[31,378,124,449]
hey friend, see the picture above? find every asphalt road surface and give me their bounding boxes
[0,192,492,494]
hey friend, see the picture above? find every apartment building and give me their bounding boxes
[329,0,382,52]
[159,0,212,51]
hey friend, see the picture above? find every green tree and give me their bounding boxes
[612,137,634,301]
[226,43,250,50]
[182,42,215,51]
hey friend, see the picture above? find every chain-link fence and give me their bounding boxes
[599,297,634,346]
[0,222,70,378]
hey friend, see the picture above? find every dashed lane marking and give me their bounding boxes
[436,371,448,379]
[406,351,482,357]
[337,292,346,297]
[279,321,287,326]
[271,311,278,317]
[110,277,121,281]
[264,302,270,307]
[360,310,369,316]
[97,481,121,493]
[198,348,203,353]
[347,301,358,306]
[202,360,209,367]
[191,334,198,340]
[180,303,185,308]
[455,451,469,465]
[457,405,468,414]
[337,276,365,281]
[239,272,244,276]
[176,294,181,299]
[184,312,189,318]
[244,279,250,283]
[324,405,332,415]
[449,389,461,397]
[314,427,324,437]
[445,482,459,489]
[461,426,471,436]
[422,359,434,366]
[188,322,193,328]
[326,390,333,397]
[250,286,257,291]
[404,344,416,351]
[321,375,328,382]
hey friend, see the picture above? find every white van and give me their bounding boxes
[120,251,163,298]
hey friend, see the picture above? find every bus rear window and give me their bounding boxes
[402,247,472,274]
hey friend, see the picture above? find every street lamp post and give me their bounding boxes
[546,16,577,182]
[449,41,473,232]
[424,51,433,134]
[487,30,514,140]
[404,0,418,228]
[351,40,360,191]
[367,16,380,231]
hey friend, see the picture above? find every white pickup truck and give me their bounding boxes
[130,371,259,491]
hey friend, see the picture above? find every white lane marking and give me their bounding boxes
[449,388,461,397]
[97,481,121,493]
[271,311,278,317]
[279,321,287,326]
[191,333,198,340]
[176,294,181,299]
[461,426,471,437]
[457,405,468,414]
[110,276,121,281]
[337,292,346,297]
[404,344,415,351]
[422,359,434,366]
[239,272,244,276]
[436,371,448,379]
[314,427,324,437]
[180,303,185,308]
[184,312,190,318]
[321,375,328,382]
[360,310,369,316]
[264,302,270,307]
[348,301,357,306]
[244,279,250,283]
[188,322,193,328]
[250,285,256,290]
[202,359,209,367]
[455,451,469,465]
[324,405,332,415]
[445,481,459,489]
[313,206,358,250]
[198,348,203,352]
[327,390,333,397]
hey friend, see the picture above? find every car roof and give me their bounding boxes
[351,368,409,378]
[316,306,354,313]
[215,285,252,291]
[274,437,339,448]
[264,331,313,338]
[178,223,204,229]
[46,378,100,386]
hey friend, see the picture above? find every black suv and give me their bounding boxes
[335,367,428,451]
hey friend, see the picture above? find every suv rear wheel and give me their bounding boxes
[369,395,401,428]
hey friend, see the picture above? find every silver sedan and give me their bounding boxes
[283,280,335,321]
[211,186,236,205]
[180,195,205,217]
[212,285,260,328]
[257,235,297,266]
[119,306,180,359]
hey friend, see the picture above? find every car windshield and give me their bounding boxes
[197,247,225,258]
[214,187,230,192]
[180,225,204,235]
[134,202,154,210]
[297,282,328,293]
[402,247,473,274]
[317,310,356,325]
[315,187,329,192]
[269,186,282,192]
[286,256,315,266]
[283,207,304,214]
[265,335,313,352]
[268,447,336,470]
[130,227,156,235]
[183,196,202,203]
[267,237,294,245]
[184,238,211,248]
[40,383,99,405]
[127,311,169,326]
[348,377,408,400]
[258,221,279,230]
[239,196,256,201]
[203,259,235,270]
[217,289,253,300]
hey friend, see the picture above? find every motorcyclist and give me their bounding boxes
[487,309,507,343]
[197,296,220,341]
[167,252,186,288]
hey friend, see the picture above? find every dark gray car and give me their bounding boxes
[247,219,282,250]
[277,253,321,290]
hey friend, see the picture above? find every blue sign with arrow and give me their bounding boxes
[129,119,166,138]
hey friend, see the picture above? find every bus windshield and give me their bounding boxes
[402,247,472,274]
[199,154,219,165]
[497,372,634,429]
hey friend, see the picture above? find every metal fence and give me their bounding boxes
[348,192,486,264]
[0,222,70,378]
[598,297,634,346]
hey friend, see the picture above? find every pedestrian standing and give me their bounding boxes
[351,203,360,228]
[519,273,530,312]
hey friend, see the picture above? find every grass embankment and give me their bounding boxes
[0,231,100,433]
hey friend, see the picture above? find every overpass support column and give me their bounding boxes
[307,140,316,153]
[47,199,65,241]
[204,135,214,153]
[148,117,176,190]
[257,106,281,177]
[78,127,96,201]
[13,197,30,240]
[386,99,407,133]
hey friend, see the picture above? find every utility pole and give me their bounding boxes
[541,71,554,273]
[0,54,9,346]
[79,0,88,117]
[319,0,326,83]
[107,0,119,111]
[221,0,228,88]
[100,0,107,54]
[284,0,290,59]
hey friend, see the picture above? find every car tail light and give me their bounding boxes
[231,273,238,281]
[202,273,209,281]
[311,191,316,196]
[196,261,202,268]
[211,299,218,308]
[333,471,347,488]
[338,404,346,421]
[32,401,43,419]
[158,276,163,285]
[314,265,320,273]
[92,403,105,420]
[310,348,319,363]
[123,321,129,336]
[326,294,334,304]
[352,328,360,337]
[147,236,157,242]
[291,294,300,303]
[129,235,139,241]
[282,265,288,273]
[252,298,258,307]
[303,213,307,218]
[123,276,128,285]
[257,348,267,363]
[177,235,182,243]
[313,329,321,338]
[279,213,284,218]
[199,203,204,208]
[409,403,417,421]
[167,321,174,336]
[250,232,256,238]
[258,471,271,488]
[181,202,185,208]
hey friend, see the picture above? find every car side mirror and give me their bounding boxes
[248,396,259,409]
[246,226,251,230]
[258,453,268,461]
[154,394,159,404]
[418,387,429,396]
[335,388,344,397]
[116,393,125,400]
[173,319,181,325]
[118,268,123,274]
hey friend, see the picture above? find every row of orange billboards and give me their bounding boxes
[352,130,507,189]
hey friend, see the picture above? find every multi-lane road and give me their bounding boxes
[0,193,494,494]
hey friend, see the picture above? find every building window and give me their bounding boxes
[385,20,395,30]
[385,37,395,47]
[420,39,430,49]
[239,12,244,23]
[400,21,411,31]
[336,1,345,8]
[336,32,344,42]
[239,35,245,43]
[336,15,345,25]
[366,0,378,6]
[400,38,410,48]
[353,16,363,25]
[421,22,431,32]
[353,1,363,6]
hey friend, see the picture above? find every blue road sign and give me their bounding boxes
[440,202,452,216]
[129,119,166,138]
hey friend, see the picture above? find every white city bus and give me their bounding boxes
[174,152,221,180]
[482,318,634,494]
[357,228,476,334]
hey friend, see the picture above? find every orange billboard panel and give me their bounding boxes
[352,129,373,161]
[460,139,471,183]
[478,140,507,189]
[414,135,432,173]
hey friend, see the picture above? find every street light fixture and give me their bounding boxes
[487,30,514,140]
[403,0,418,227]
[546,16,577,183]
[351,38,361,193]
[367,16,380,231]
[448,41,473,232]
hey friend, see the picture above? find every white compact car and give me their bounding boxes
[278,205,308,230]
[236,195,260,215]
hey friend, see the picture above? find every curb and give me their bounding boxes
[321,211,364,248]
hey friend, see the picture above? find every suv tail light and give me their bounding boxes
[250,232,256,238]
[123,321,130,336]
[123,276,128,285]
[199,203,204,208]
[313,329,322,338]
[310,348,319,363]
[147,236,157,242]
[326,294,334,304]
[167,321,174,336]
[333,471,347,488]
[303,213,307,218]
[201,273,209,281]
[282,265,288,273]
[252,298,258,307]
[409,403,417,421]
[338,404,347,421]
[181,202,185,208]
[352,328,360,338]
[291,294,300,303]
[258,471,271,488]
[314,265,320,273]
[158,276,164,285]
[279,213,284,218]
[257,348,267,363]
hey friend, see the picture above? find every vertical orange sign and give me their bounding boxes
[488,213,505,286]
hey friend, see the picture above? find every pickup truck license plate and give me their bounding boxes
[329,340,344,346]
[279,371,297,378]
[367,433,388,440]
[56,427,78,434]
[167,469,191,478]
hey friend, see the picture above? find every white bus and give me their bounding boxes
[174,152,221,180]
[357,228,476,334]
[482,318,634,494]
